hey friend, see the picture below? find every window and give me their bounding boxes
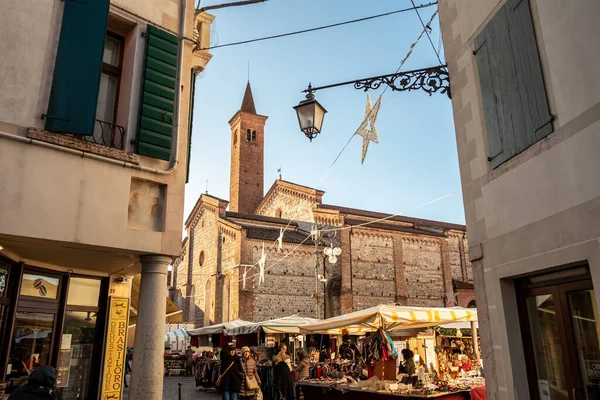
[20,273,60,299]
[45,2,179,160]
[199,251,205,266]
[276,208,282,218]
[474,0,553,168]
[93,33,124,147]
[233,130,238,146]
[246,129,256,142]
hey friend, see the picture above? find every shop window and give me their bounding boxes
[57,311,98,399]
[20,273,60,299]
[67,277,102,307]
[7,312,56,390]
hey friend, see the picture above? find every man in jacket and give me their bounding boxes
[219,344,244,400]
[9,366,57,400]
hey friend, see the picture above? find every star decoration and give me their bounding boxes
[277,228,284,252]
[258,242,266,285]
[354,93,382,164]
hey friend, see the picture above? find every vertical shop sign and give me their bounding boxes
[100,297,129,400]
[56,349,72,387]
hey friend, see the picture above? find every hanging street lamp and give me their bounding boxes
[293,83,327,141]
[294,65,450,139]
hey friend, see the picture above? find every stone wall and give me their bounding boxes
[259,187,316,222]
[249,240,324,321]
[350,230,396,310]
[402,237,445,307]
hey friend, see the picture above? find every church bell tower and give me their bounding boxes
[228,82,268,214]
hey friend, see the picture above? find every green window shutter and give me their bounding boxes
[137,25,179,161]
[45,0,110,135]
[186,69,197,183]
[507,0,554,145]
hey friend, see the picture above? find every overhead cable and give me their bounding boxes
[200,2,439,50]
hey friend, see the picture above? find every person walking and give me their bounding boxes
[273,356,294,400]
[219,344,244,400]
[239,346,261,400]
[185,346,195,377]
[9,365,57,400]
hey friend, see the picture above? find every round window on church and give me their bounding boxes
[199,251,205,266]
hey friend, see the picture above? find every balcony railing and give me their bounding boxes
[73,119,125,150]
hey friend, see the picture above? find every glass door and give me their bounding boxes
[518,269,600,400]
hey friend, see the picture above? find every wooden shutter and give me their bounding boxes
[508,0,554,144]
[474,0,552,168]
[45,0,110,135]
[136,25,179,161]
[475,7,519,167]
[186,69,197,183]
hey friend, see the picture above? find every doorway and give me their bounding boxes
[517,266,600,400]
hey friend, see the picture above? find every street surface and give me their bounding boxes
[123,377,221,400]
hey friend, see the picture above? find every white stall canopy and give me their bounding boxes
[225,315,320,336]
[187,319,252,336]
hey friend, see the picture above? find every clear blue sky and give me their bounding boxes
[185,0,465,226]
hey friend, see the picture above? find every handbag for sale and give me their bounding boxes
[216,362,234,387]
[247,374,260,391]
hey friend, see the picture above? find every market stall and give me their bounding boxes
[163,328,190,375]
[187,319,252,347]
[297,305,485,399]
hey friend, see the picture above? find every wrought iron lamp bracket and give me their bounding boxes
[302,65,451,99]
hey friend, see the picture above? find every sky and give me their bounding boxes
[185,0,465,227]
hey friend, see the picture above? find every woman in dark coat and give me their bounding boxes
[398,349,416,376]
[273,355,294,400]
[219,344,244,400]
[9,365,57,400]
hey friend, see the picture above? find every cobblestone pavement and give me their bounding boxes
[123,377,221,400]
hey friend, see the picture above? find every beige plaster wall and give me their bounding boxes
[440,0,600,398]
[0,0,213,270]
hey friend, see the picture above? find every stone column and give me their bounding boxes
[129,255,171,400]
[339,228,353,314]
[440,238,456,306]
[393,235,407,305]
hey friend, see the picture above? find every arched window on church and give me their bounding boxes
[223,275,230,322]
[204,280,212,326]
[467,300,476,308]
[276,208,282,218]
[247,129,256,142]
[233,129,238,147]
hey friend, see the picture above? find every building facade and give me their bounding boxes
[0,1,213,398]
[172,84,474,330]
[439,0,600,399]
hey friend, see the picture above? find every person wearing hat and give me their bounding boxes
[9,365,57,399]
[219,343,244,400]
[239,346,261,400]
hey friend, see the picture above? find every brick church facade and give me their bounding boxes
[171,83,475,327]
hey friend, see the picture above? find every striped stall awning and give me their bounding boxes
[165,328,190,342]
[300,304,477,335]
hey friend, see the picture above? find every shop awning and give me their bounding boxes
[165,328,190,342]
[129,274,182,326]
[300,304,477,335]
[187,319,252,336]
[225,314,320,336]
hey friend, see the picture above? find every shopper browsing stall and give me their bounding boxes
[239,346,261,400]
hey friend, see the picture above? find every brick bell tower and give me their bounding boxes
[228,82,268,213]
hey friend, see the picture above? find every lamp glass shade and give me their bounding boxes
[294,96,327,140]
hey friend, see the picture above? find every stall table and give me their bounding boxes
[298,382,482,400]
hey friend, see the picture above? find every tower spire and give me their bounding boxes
[240,81,257,114]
